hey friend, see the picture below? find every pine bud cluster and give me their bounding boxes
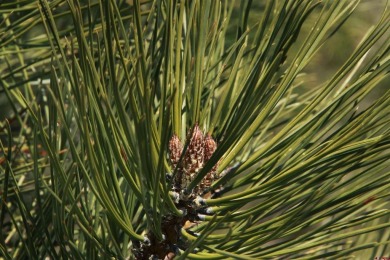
[168,124,219,196]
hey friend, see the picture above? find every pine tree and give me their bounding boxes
[1,0,389,259]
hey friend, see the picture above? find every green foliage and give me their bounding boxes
[1,0,389,259]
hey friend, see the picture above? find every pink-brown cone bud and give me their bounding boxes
[169,134,184,187]
[200,134,219,190]
[183,124,204,188]
[169,134,183,167]
[204,134,217,161]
